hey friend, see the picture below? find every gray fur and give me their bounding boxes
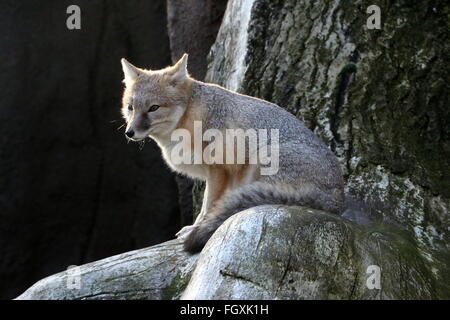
[183,181,342,252]
[184,81,345,252]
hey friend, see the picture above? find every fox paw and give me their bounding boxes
[176,225,195,239]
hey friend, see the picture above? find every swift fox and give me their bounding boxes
[120,54,345,253]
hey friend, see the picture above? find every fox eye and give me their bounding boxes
[127,104,133,111]
[148,105,160,112]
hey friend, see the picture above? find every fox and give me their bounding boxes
[120,54,345,253]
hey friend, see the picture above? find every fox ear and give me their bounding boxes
[169,53,189,85]
[121,58,140,84]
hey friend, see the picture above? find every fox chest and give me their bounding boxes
[160,141,207,180]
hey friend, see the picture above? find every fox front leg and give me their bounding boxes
[176,182,211,239]
[177,169,227,241]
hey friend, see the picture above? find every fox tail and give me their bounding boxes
[183,181,343,253]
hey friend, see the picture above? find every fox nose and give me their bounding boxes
[125,129,134,138]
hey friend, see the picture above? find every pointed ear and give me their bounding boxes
[121,58,140,83]
[169,53,189,85]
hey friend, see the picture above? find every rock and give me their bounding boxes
[183,205,447,299]
[206,0,449,290]
[18,205,447,299]
[16,240,198,300]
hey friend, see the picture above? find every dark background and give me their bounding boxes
[0,0,226,299]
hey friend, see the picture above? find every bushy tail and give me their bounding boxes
[183,182,343,253]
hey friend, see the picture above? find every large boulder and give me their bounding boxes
[183,206,446,299]
[16,240,198,300]
[17,205,449,299]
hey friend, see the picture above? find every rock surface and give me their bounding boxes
[16,240,198,300]
[17,205,448,299]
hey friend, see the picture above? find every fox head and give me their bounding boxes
[120,54,192,141]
